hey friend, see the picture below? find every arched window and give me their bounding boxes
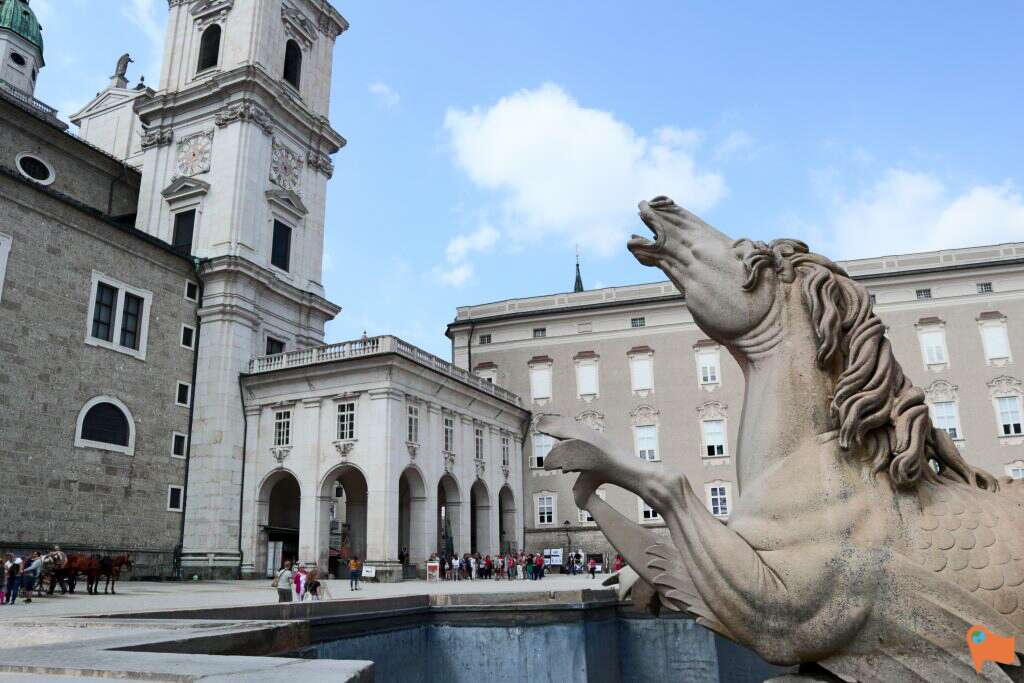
[283,40,302,89]
[197,25,222,72]
[75,397,135,454]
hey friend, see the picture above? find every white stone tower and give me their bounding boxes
[0,0,44,96]
[132,0,347,576]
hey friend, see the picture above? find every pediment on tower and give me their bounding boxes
[162,176,211,203]
[68,89,142,124]
[265,188,308,218]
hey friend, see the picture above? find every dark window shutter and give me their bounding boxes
[81,402,130,447]
[271,221,291,271]
[172,210,196,254]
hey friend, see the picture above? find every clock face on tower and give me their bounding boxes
[175,131,214,177]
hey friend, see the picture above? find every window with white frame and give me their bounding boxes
[631,316,646,328]
[708,484,730,517]
[535,494,555,525]
[630,354,653,392]
[0,232,11,303]
[176,382,192,408]
[918,328,948,366]
[533,327,547,339]
[1007,465,1024,480]
[640,499,660,522]
[407,405,420,443]
[980,322,1011,363]
[702,419,726,457]
[475,427,484,459]
[977,282,993,294]
[167,485,184,512]
[578,488,606,523]
[475,366,497,384]
[916,288,932,300]
[184,280,199,302]
[274,410,292,446]
[85,272,153,360]
[75,397,135,455]
[575,358,599,398]
[337,402,356,440]
[530,363,552,401]
[479,333,492,345]
[443,416,455,452]
[171,432,187,458]
[930,401,961,440]
[180,324,196,350]
[501,435,510,466]
[698,349,720,385]
[996,396,1023,436]
[635,424,658,461]
[532,433,554,468]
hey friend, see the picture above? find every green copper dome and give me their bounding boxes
[0,0,43,55]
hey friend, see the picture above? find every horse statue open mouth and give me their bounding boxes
[542,196,1024,682]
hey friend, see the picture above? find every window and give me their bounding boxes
[530,364,552,401]
[997,396,1023,436]
[501,436,510,466]
[337,402,355,440]
[977,282,993,294]
[868,293,877,306]
[176,382,192,408]
[475,427,484,459]
[1008,466,1024,480]
[981,324,1011,362]
[9,51,26,67]
[197,24,221,72]
[708,485,729,517]
[578,488,606,523]
[919,329,948,366]
[15,154,54,185]
[931,401,961,440]
[266,337,285,356]
[532,434,554,468]
[0,232,10,303]
[407,405,420,443]
[576,361,598,397]
[631,316,646,328]
[75,397,134,455]
[172,210,196,255]
[283,40,302,89]
[698,349,720,385]
[703,419,726,457]
[86,273,152,359]
[172,432,187,458]
[479,334,492,345]
[184,280,199,302]
[535,494,554,525]
[274,410,292,446]
[916,288,932,300]
[180,324,196,350]
[167,486,184,512]
[635,425,658,461]
[533,328,547,339]
[271,220,292,272]
[640,500,660,522]
[630,354,653,392]
[444,416,455,452]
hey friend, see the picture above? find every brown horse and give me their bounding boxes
[99,554,133,594]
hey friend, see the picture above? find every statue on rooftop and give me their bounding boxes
[110,53,133,89]
[541,196,1024,682]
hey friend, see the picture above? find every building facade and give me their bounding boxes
[448,243,1024,564]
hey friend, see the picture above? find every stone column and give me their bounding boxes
[238,403,263,578]
[296,397,322,568]
[365,387,402,578]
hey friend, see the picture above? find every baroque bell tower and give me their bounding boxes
[133,0,347,576]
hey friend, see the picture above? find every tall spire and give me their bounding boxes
[573,245,584,293]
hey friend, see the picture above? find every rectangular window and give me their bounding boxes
[576,362,598,397]
[266,337,285,355]
[337,402,355,440]
[931,401,960,440]
[536,495,554,525]
[271,220,292,272]
[118,293,143,350]
[180,324,196,350]
[176,381,192,407]
[475,427,484,459]
[997,396,1023,436]
[868,293,877,306]
[532,434,554,468]
[630,355,653,392]
[171,432,187,458]
[631,316,646,328]
[916,288,932,300]
[641,500,660,521]
[444,416,455,452]
[703,419,726,457]
[530,365,552,401]
[184,280,199,302]
[407,405,420,443]
[919,329,948,365]
[501,436,510,466]
[1009,466,1024,480]
[977,282,993,294]
[91,282,117,342]
[636,425,658,461]
[578,488,606,523]
[709,486,729,517]
[274,410,291,446]
[167,485,184,512]
[172,210,196,254]
[479,334,492,345]
[533,327,547,338]
[698,350,720,384]
[981,324,1010,361]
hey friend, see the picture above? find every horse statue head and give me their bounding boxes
[629,195,995,492]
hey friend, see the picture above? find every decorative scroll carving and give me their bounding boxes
[140,127,173,149]
[695,400,728,421]
[575,410,606,433]
[629,404,659,427]
[215,100,273,134]
[282,2,317,47]
[306,150,334,178]
[406,442,419,459]
[475,458,486,479]
[923,379,958,403]
[443,451,456,473]
[988,375,1023,397]
[333,440,354,460]
[191,0,233,31]
[269,446,291,465]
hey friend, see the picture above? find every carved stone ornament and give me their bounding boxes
[269,446,291,465]
[443,451,456,473]
[629,404,659,427]
[695,400,728,421]
[923,379,958,403]
[987,375,1023,397]
[191,0,234,31]
[306,150,334,178]
[333,440,354,459]
[406,442,419,459]
[140,126,173,149]
[281,2,317,47]
[502,464,510,480]
[175,130,214,177]
[316,10,348,39]
[270,140,301,192]
[475,458,486,479]
[575,410,606,433]
[215,100,273,134]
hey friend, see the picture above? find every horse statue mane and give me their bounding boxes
[738,237,997,492]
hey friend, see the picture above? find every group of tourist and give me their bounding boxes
[271,560,333,603]
[428,551,560,581]
[2,552,44,605]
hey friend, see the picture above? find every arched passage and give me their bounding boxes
[398,467,427,569]
[320,465,368,577]
[470,479,491,555]
[257,470,300,576]
[437,474,461,557]
[499,485,517,554]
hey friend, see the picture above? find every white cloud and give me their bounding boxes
[816,169,1024,259]
[121,0,164,78]
[713,130,753,161]
[434,262,474,286]
[369,81,400,108]
[433,224,500,287]
[444,83,726,255]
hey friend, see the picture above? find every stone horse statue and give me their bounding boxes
[542,196,1024,682]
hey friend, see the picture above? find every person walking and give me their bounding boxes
[21,553,42,603]
[534,553,544,580]
[348,556,362,591]
[294,564,307,601]
[613,554,625,573]
[588,558,597,579]
[307,569,321,601]
[273,561,294,603]
[3,554,22,604]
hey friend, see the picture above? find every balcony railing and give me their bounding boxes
[0,78,60,119]
[248,335,522,407]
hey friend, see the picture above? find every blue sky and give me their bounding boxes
[32,1,1024,356]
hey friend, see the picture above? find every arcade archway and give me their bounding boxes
[257,470,301,576]
[437,474,461,556]
[398,467,427,569]
[320,465,368,577]
[499,485,517,554]
[470,479,491,555]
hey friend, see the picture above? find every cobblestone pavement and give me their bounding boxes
[0,573,605,622]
